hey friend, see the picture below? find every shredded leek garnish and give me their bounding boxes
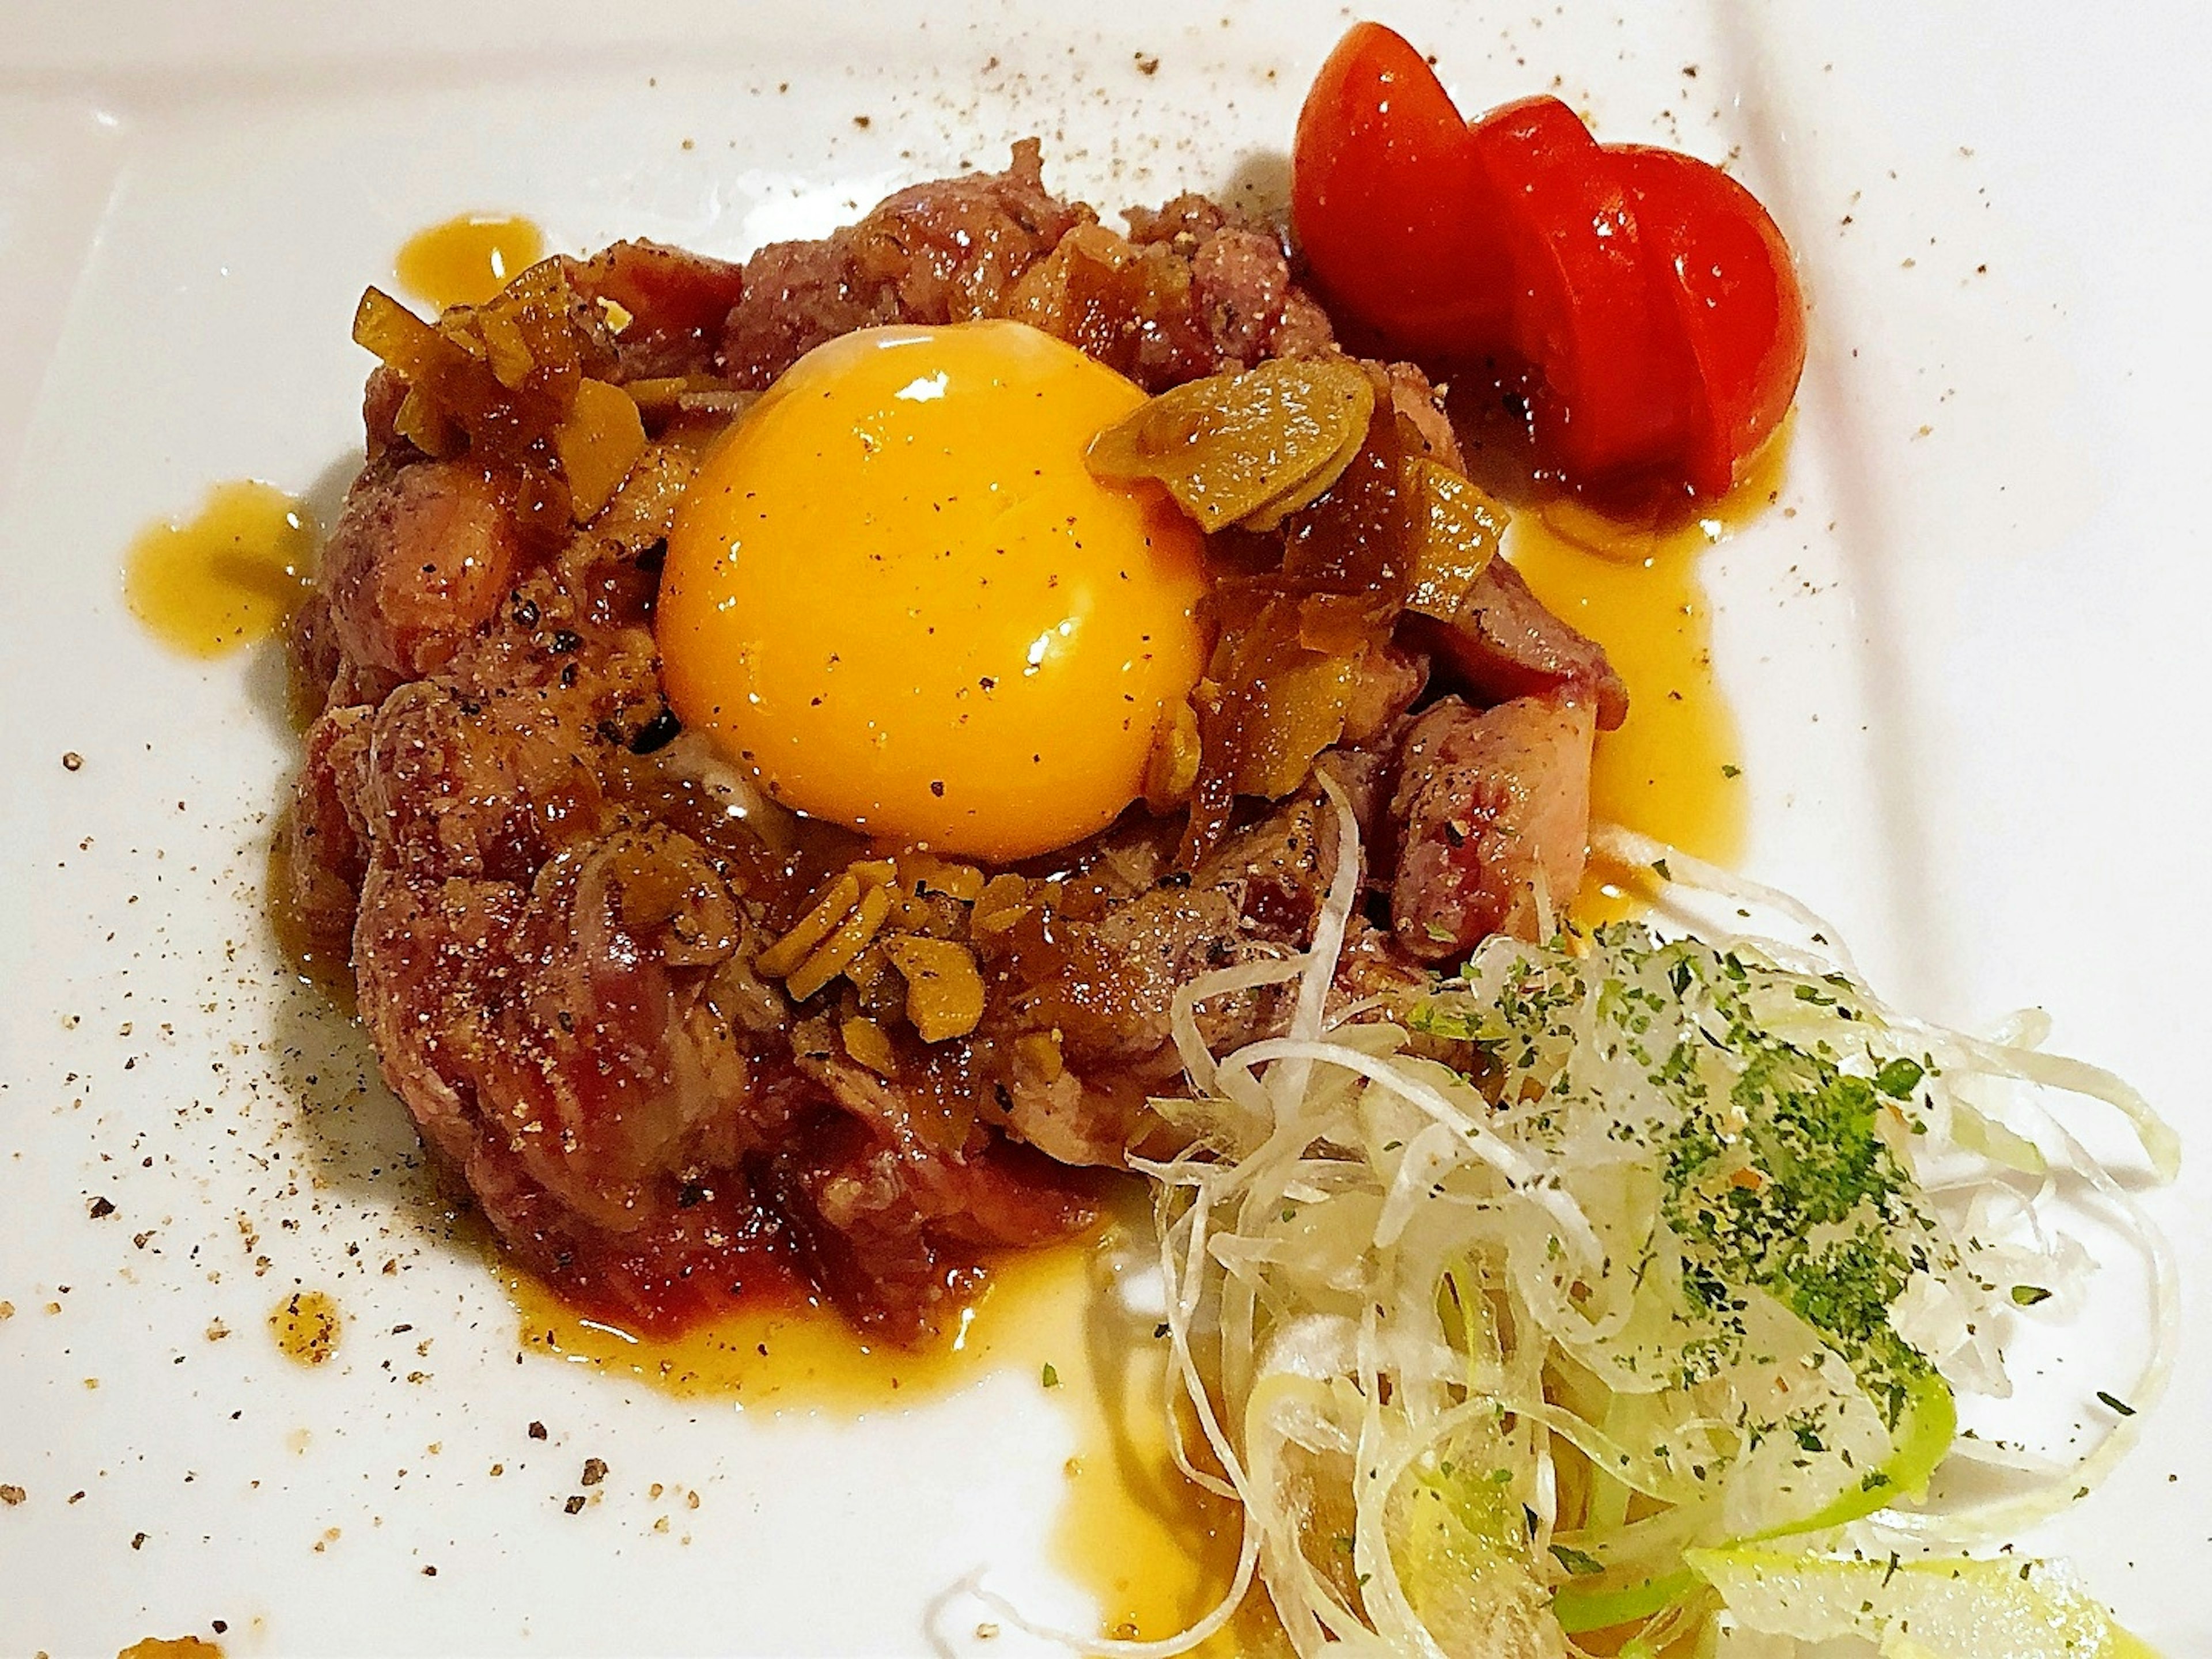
[968,797,2177,1657]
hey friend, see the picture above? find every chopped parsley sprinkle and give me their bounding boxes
[1413,923,1947,1425]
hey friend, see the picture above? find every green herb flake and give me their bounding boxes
[1550,1544,1605,1577]
[1873,1057,1926,1099]
[1040,1362,1060,1389]
[2010,1285,2051,1308]
[2096,1390,2137,1417]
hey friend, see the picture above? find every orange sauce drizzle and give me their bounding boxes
[268,1289,342,1366]
[117,1641,223,1659]
[395,214,547,312]
[1509,427,1790,925]
[123,480,316,657]
[505,1228,1094,1411]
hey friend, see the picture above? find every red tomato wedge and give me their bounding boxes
[1608,145,1807,497]
[1290,22,1512,353]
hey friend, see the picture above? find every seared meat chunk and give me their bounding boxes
[317,459,522,692]
[767,1055,1093,1339]
[1419,557,1630,732]
[723,139,1087,387]
[563,240,746,381]
[285,704,373,944]
[1387,361,1467,471]
[724,143,1340,399]
[354,827,753,1236]
[1390,695,1597,959]
[992,793,1342,1165]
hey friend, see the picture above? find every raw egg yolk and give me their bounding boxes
[656,320,1209,861]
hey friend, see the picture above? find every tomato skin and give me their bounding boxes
[1467,94,1601,213]
[1290,22,1513,353]
[1470,98,1699,484]
[1608,145,1806,495]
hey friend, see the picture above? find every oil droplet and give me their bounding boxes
[395,214,546,312]
[1509,427,1790,925]
[118,1641,222,1659]
[269,1289,342,1366]
[123,480,316,657]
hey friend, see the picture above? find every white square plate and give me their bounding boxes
[2,2,2203,1653]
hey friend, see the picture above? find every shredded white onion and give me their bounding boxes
[961,812,2176,1658]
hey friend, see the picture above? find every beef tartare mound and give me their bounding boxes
[282,142,1624,1342]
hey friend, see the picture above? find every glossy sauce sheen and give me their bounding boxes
[394,214,547,312]
[266,832,354,1003]
[123,481,316,657]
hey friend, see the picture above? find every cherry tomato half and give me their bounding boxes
[1472,97,1700,486]
[1608,145,1806,497]
[1290,22,1513,354]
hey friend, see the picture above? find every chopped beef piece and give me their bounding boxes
[1386,361,1467,472]
[1190,226,1295,366]
[1418,556,1630,731]
[317,459,523,692]
[1124,192,1234,246]
[1342,641,1430,747]
[563,240,746,381]
[988,793,1342,1166]
[1330,918,1431,1014]
[724,145,1338,397]
[353,826,754,1231]
[1389,695,1597,959]
[722,139,1088,387]
[767,1056,1092,1339]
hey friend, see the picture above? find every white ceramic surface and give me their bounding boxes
[1,2,2203,1653]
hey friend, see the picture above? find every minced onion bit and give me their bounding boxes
[969,801,2176,1658]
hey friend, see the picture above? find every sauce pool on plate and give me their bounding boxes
[395,214,547,312]
[1508,423,1793,925]
[505,1196,1260,1649]
[123,480,316,657]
